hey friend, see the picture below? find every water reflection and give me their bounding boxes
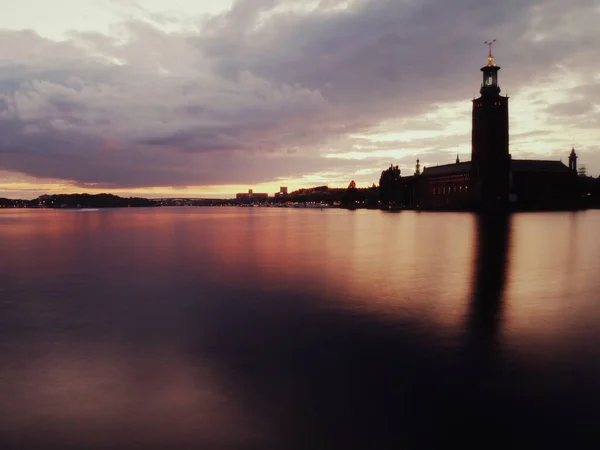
[465,213,511,358]
[1,209,600,449]
[0,347,266,449]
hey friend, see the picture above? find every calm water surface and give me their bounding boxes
[1,208,599,449]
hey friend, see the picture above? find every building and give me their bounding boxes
[274,186,288,198]
[236,189,269,201]
[384,45,580,211]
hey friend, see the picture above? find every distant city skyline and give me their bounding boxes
[1,0,599,198]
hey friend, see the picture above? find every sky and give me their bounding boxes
[0,0,599,198]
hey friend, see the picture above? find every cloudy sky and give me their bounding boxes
[0,0,599,198]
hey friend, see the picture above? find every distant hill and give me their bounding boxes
[0,194,157,208]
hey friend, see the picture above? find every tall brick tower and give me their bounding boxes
[471,41,510,209]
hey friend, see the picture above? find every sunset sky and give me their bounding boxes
[1,0,599,198]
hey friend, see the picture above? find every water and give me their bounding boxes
[1,208,599,449]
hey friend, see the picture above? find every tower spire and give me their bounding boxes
[485,39,496,67]
[569,145,578,173]
[456,153,460,164]
[415,158,421,176]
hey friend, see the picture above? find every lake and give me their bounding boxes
[1,208,599,449]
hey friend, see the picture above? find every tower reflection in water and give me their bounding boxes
[465,212,511,363]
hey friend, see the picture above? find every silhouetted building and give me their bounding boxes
[383,45,581,211]
[236,189,269,201]
[275,186,289,198]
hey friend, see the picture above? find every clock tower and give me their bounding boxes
[471,41,510,209]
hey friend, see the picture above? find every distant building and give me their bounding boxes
[384,45,580,212]
[236,189,269,201]
[275,186,288,198]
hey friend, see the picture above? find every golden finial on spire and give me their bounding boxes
[484,39,497,66]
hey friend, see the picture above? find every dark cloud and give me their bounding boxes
[0,0,599,189]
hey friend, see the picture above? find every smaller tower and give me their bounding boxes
[456,153,460,164]
[415,159,421,176]
[569,147,578,173]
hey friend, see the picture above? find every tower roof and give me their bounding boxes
[479,40,501,95]
[481,39,500,72]
[484,39,497,67]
